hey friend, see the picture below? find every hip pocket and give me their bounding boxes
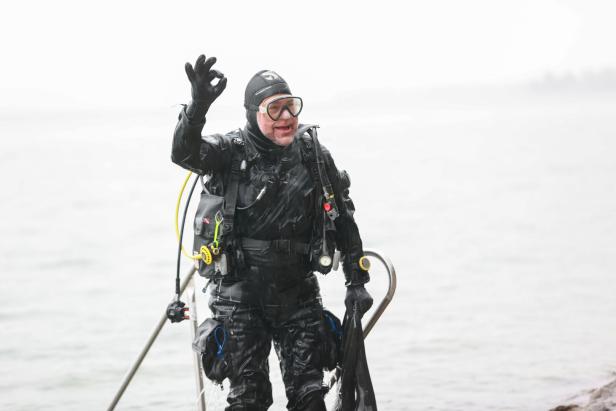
[192,318,230,384]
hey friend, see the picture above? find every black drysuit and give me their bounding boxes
[172,107,369,410]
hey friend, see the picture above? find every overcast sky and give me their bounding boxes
[2,0,615,109]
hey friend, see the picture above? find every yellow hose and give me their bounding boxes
[175,171,201,260]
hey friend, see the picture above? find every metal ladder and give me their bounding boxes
[107,249,396,411]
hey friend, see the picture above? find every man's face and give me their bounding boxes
[256,94,299,146]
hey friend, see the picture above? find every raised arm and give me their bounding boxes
[171,54,231,174]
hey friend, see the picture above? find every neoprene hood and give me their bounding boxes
[244,70,292,111]
[244,70,293,150]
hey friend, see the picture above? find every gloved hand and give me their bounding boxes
[184,54,228,120]
[345,284,373,318]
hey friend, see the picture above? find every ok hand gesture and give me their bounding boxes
[185,54,228,108]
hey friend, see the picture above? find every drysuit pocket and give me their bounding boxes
[193,192,225,278]
[192,318,230,384]
[193,192,224,237]
[320,310,343,371]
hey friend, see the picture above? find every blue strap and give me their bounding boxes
[213,325,227,358]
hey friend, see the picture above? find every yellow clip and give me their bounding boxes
[213,211,224,249]
[358,256,371,271]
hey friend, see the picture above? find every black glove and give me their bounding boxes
[345,284,373,319]
[184,54,228,121]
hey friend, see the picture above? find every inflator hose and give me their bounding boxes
[175,172,200,297]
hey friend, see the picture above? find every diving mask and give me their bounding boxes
[258,95,303,121]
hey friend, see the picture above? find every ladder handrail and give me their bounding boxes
[188,277,207,411]
[107,250,396,410]
[362,249,397,338]
[107,266,198,411]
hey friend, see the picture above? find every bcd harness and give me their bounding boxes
[193,124,342,279]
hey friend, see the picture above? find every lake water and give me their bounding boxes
[1,88,615,410]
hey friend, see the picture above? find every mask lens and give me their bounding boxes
[285,97,302,116]
[266,97,303,120]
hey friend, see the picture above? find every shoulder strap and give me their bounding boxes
[221,133,246,240]
[303,127,340,221]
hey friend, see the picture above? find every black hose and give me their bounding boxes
[176,174,200,299]
[310,128,336,203]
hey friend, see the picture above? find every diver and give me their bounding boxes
[171,54,374,411]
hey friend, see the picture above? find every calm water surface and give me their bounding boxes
[1,90,615,410]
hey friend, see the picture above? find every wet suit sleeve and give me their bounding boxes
[322,148,370,286]
[171,106,232,174]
